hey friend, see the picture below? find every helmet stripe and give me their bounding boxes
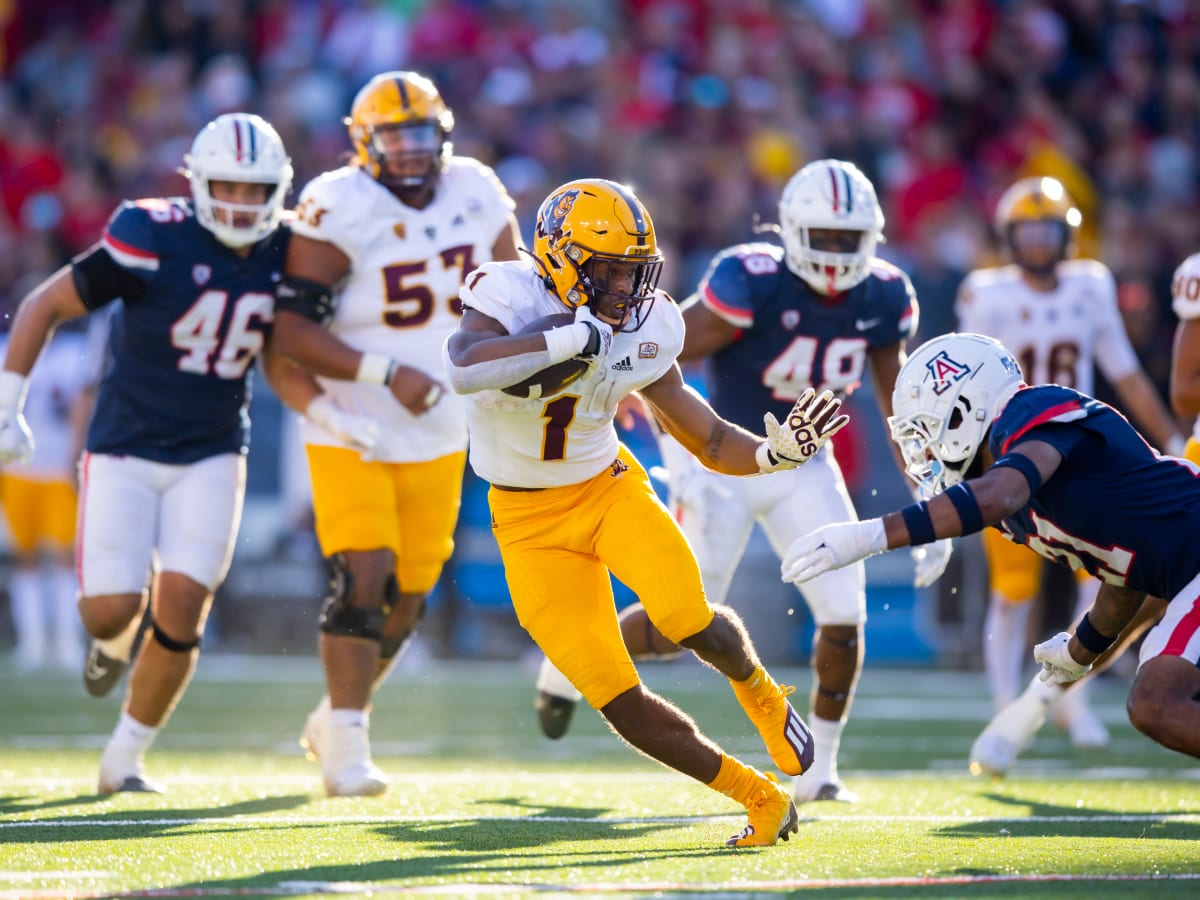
[828,166,839,212]
[843,168,853,214]
[608,181,647,245]
[233,119,243,163]
[247,120,256,163]
[395,75,411,110]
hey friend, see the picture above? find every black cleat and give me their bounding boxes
[535,690,577,740]
[109,775,165,794]
[83,642,128,698]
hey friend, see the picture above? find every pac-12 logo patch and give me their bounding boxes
[192,264,211,285]
[926,350,971,395]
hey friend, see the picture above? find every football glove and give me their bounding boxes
[758,388,850,472]
[781,518,887,585]
[0,371,34,465]
[305,395,380,459]
[911,538,953,588]
[1033,632,1092,686]
[575,304,613,360]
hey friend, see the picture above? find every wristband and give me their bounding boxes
[899,500,937,546]
[543,323,588,364]
[755,441,781,473]
[0,370,28,412]
[1074,612,1116,655]
[356,352,396,385]
[944,482,984,534]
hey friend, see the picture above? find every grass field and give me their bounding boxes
[1,653,1198,899]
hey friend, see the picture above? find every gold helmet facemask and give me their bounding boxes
[532,179,664,333]
[346,71,454,196]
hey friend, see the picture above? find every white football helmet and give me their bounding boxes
[778,159,885,295]
[182,113,293,247]
[888,333,1024,494]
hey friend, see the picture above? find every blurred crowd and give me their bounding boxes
[3,0,1198,360]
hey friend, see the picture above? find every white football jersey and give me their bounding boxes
[290,157,515,461]
[956,259,1139,394]
[1,329,91,479]
[1170,252,1200,439]
[456,260,684,488]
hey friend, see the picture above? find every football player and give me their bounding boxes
[445,178,851,847]
[270,71,522,797]
[533,159,943,806]
[781,332,1200,766]
[0,113,379,794]
[1170,251,1200,466]
[0,325,89,671]
[957,176,1185,767]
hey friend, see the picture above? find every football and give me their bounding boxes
[501,312,591,399]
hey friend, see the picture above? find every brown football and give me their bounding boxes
[500,312,591,399]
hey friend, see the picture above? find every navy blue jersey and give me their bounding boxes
[79,198,286,463]
[697,243,917,432]
[991,384,1200,599]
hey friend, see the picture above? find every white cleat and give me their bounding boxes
[301,698,389,797]
[792,776,859,804]
[97,747,163,795]
[1054,691,1111,750]
[969,690,1049,778]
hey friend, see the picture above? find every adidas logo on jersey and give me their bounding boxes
[611,356,633,371]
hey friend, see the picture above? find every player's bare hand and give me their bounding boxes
[389,365,445,416]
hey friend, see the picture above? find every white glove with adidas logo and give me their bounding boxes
[756,388,850,473]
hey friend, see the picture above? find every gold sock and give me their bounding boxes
[708,753,766,807]
[732,664,770,700]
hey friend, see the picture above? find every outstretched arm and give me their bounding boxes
[782,439,1064,583]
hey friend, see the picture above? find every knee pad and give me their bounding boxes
[151,620,201,654]
[318,553,384,642]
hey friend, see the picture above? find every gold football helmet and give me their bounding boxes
[994,176,1082,276]
[346,71,454,194]
[532,179,663,332]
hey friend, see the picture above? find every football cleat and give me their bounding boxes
[301,699,389,797]
[83,642,129,698]
[535,690,577,740]
[969,689,1049,777]
[726,772,799,847]
[97,748,163,795]
[793,776,859,805]
[1053,688,1111,750]
[733,672,814,777]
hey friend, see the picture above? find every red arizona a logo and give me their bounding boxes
[926,350,971,395]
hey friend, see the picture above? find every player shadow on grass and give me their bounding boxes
[932,790,1200,844]
[0,793,314,845]
[166,816,730,897]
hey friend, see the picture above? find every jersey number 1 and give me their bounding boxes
[171,290,273,379]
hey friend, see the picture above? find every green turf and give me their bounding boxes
[1,656,1197,898]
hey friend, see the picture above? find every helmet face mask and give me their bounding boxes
[995,176,1081,277]
[888,333,1024,495]
[778,159,885,296]
[533,180,663,332]
[347,71,453,198]
[183,113,292,248]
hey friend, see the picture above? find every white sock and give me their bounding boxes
[96,612,141,663]
[111,710,160,754]
[807,715,846,784]
[51,565,82,665]
[329,708,367,729]
[983,595,1033,711]
[536,656,583,702]
[9,568,45,667]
